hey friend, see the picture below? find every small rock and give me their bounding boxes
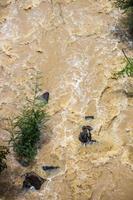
[24,5,32,11]
[42,165,59,171]
[123,77,133,97]
[22,172,46,190]
[79,126,96,145]
[126,128,130,133]
[18,159,30,167]
[79,131,90,144]
[40,92,49,103]
[85,116,94,120]
[36,49,43,53]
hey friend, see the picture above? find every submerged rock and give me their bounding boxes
[85,116,94,120]
[22,172,46,190]
[18,159,30,167]
[42,165,59,171]
[123,77,133,97]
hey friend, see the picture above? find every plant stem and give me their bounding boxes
[122,49,132,65]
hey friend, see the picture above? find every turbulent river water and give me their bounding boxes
[0,0,133,200]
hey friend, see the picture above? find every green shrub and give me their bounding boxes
[113,50,133,78]
[0,146,9,173]
[9,78,48,164]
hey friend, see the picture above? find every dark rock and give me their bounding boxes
[85,116,94,120]
[79,130,91,144]
[41,92,49,103]
[18,159,30,167]
[42,166,59,171]
[22,172,46,190]
[79,125,96,145]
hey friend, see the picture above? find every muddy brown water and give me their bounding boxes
[0,0,133,200]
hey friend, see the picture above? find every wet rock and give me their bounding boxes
[18,159,30,167]
[22,172,46,190]
[123,78,133,97]
[79,126,96,145]
[42,165,59,171]
[40,92,49,103]
[87,140,97,144]
[85,116,94,120]
[79,131,90,144]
